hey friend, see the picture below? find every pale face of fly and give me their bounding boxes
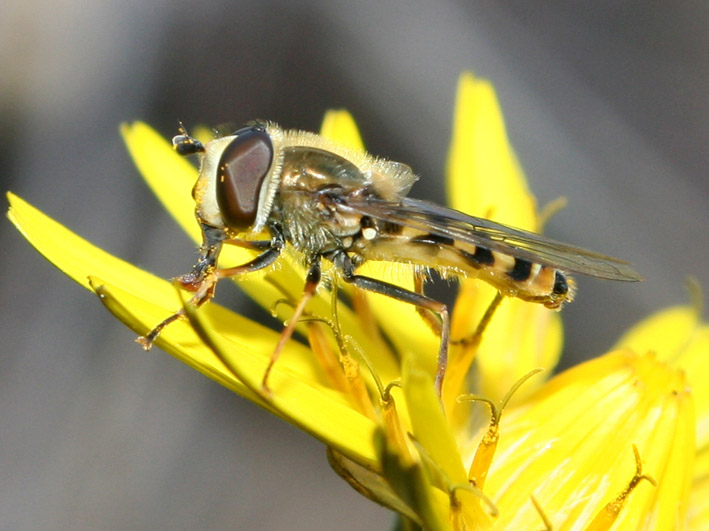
[138,123,642,395]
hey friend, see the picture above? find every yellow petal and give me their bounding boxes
[8,192,174,298]
[689,443,709,527]
[482,350,694,528]
[182,281,379,464]
[327,448,422,525]
[445,73,563,403]
[354,261,439,384]
[446,72,536,230]
[614,305,699,360]
[90,277,263,402]
[403,358,468,486]
[449,284,563,406]
[376,430,453,530]
[319,109,365,151]
[401,360,494,528]
[622,306,709,528]
[120,121,202,241]
[616,305,709,446]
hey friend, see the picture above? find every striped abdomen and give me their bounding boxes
[353,225,575,309]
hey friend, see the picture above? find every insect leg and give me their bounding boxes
[334,253,449,396]
[454,291,504,348]
[215,236,283,280]
[414,270,442,336]
[137,228,284,349]
[261,259,322,393]
[174,224,228,292]
[224,238,273,251]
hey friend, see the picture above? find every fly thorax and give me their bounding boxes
[275,145,370,255]
[272,190,362,255]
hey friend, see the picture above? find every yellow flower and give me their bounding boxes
[7,72,703,529]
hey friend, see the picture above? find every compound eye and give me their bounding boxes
[216,127,274,231]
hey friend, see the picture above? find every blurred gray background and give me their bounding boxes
[2,1,707,529]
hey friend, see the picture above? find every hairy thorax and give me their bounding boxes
[272,146,369,257]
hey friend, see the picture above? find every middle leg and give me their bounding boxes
[334,253,450,395]
[261,259,322,393]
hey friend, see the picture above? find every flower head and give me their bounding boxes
[8,72,705,529]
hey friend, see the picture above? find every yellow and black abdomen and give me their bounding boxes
[354,226,575,310]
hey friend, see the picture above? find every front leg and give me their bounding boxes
[137,225,284,349]
[175,223,228,292]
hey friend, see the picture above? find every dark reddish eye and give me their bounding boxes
[216,127,273,231]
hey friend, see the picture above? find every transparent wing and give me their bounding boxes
[342,196,642,281]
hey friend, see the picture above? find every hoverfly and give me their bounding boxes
[138,122,641,394]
